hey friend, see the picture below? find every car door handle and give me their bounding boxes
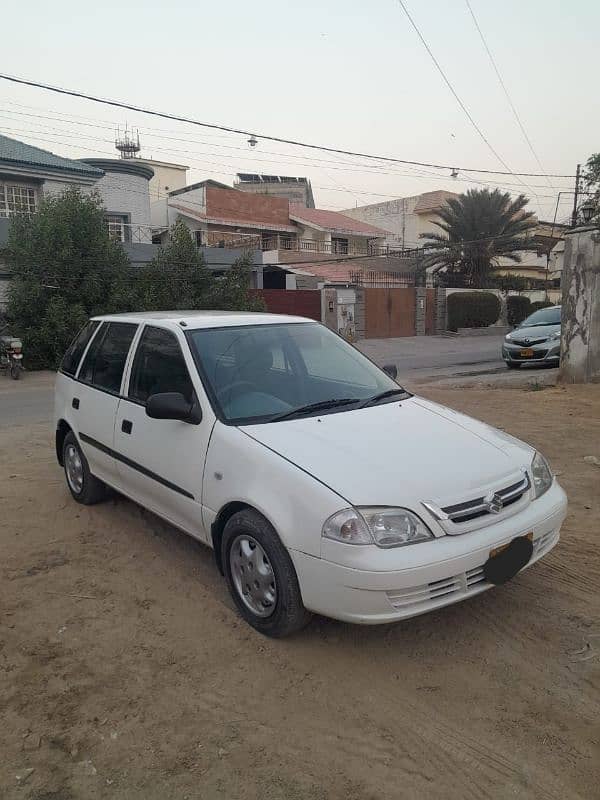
[72,398,80,410]
[121,420,133,434]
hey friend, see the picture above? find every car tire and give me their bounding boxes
[506,362,521,369]
[222,509,312,638]
[62,431,107,505]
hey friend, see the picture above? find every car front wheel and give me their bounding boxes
[506,361,521,369]
[222,509,312,638]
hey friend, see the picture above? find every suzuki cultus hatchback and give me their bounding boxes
[55,312,568,637]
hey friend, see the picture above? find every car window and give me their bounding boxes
[521,307,561,327]
[79,322,137,394]
[187,322,398,423]
[61,320,100,376]
[295,326,377,388]
[128,326,195,404]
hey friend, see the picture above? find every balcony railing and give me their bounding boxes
[260,234,423,258]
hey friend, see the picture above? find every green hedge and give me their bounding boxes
[530,300,554,313]
[447,291,501,331]
[507,295,531,327]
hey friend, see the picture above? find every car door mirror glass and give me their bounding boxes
[146,392,202,424]
[383,363,398,380]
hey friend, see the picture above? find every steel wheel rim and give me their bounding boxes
[65,443,84,494]
[229,534,277,618]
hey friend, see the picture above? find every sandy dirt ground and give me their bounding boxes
[1,383,599,800]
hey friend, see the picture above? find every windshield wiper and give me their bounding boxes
[270,398,358,422]
[358,388,410,409]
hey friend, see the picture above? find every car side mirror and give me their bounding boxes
[146,392,202,424]
[383,364,398,380]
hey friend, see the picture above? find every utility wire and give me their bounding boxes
[0,102,576,193]
[464,0,550,186]
[396,0,513,175]
[0,121,570,203]
[395,0,543,214]
[0,71,576,178]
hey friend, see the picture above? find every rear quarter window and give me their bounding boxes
[60,321,101,376]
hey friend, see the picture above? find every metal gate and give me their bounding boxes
[364,288,416,338]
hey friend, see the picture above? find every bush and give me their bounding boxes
[507,295,531,327]
[530,300,554,313]
[447,291,501,331]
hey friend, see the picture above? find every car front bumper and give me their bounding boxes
[502,340,560,364]
[290,482,567,624]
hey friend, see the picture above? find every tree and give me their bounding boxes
[582,153,600,221]
[7,198,264,369]
[114,219,265,313]
[6,188,129,369]
[419,188,538,287]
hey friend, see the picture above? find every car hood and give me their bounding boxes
[241,397,534,507]
[507,323,560,341]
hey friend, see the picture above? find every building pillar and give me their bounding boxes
[559,226,600,383]
[354,287,366,340]
[415,287,426,335]
[435,287,447,333]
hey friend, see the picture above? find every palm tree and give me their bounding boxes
[419,189,537,287]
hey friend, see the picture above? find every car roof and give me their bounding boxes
[91,310,314,329]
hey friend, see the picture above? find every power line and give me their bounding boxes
[395,0,544,215]
[0,121,571,203]
[0,71,576,178]
[1,98,576,199]
[464,0,550,185]
[396,0,513,175]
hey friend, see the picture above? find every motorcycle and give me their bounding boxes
[1,334,24,380]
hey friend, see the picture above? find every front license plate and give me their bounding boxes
[484,533,534,585]
[520,348,535,357]
[491,531,533,558]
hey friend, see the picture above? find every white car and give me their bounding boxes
[54,311,568,637]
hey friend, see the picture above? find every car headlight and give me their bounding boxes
[531,451,553,498]
[549,331,561,340]
[322,507,434,548]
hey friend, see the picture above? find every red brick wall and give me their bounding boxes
[252,289,322,321]
[206,185,290,226]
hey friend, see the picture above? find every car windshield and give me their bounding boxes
[520,306,561,327]
[186,322,406,424]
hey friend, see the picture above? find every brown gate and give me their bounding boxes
[425,288,436,335]
[364,288,416,338]
[252,289,322,321]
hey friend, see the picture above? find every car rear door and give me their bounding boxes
[114,324,215,541]
[73,321,138,486]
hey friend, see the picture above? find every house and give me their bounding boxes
[151,179,390,288]
[134,158,189,202]
[79,158,155,244]
[341,190,460,251]
[0,133,104,307]
[234,173,315,208]
[152,179,298,249]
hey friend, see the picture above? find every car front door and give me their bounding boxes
[74,321,138,486]
[114,324,215,541]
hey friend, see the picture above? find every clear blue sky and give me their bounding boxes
[0,0,597,221]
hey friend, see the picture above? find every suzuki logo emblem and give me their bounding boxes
[485,492,504,514]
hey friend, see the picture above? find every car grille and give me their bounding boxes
[511,337,547,346]
[439,474,531,524]
[385,529,559,612]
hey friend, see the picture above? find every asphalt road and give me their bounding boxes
[356,333,507,382]
[0,334,531,426]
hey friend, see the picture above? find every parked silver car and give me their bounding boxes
[502,305,561,369]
